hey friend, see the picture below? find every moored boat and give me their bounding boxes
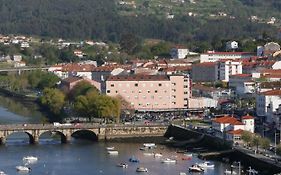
[143,143,156,149]
[197,161,215,168]
[154,153,163,157]
[116,163,128,168]
[161,158,177,163]
[23,156,38,161]
[136,167,148,172]
[188,164,204,172]
[143,152,154,156]
[224,169,237,175]
[107,150,118,155]
[106,146,115,150]
[0,171,6,175]
[179,172,186,175]
[16,166,31,172]
[129,156,139,163]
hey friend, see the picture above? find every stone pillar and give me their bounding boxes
[31,135,39,144]
[62,134,72,144]
[0,137,6,145]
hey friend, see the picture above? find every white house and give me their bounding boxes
[217,60,243,82]
[229,74,255,95]
[212,115,255,143]
[256,90,281,123]
[170,46,189,59]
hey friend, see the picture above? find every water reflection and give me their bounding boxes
[0,95,46,124]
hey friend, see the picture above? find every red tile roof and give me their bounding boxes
[230,74,252,78]
[62,63,96,72]
[260,89,281,96]
[204,51,255,55]
[242,115,254,120]
[193,62,216,67]
[213,116,244,125]
[107,74,170,81]
[227,129,244,135]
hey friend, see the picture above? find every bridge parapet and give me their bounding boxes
[0,123,169,145]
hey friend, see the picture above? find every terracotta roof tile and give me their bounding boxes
[242,115,255,120]
[107,74,170,81]
[227,129,244,135]
[213,116,244,125]
[260,89,281,96]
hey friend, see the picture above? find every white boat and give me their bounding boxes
[161,158,177,163]
[197,161,215,168]
[224,169,237,175]
[188,165,204,172]
[107,150,118,155]
[23,156,38,161]
[154,153,163,157]
[140,147,147,151]
[143,152,154,156]
[0,171,6,175]
[136,167,148,172]
[106,146,115,150]
[143,143,156,148]
[16,166,31,172]
[183,153,192,157]
[116,163,128,168]
[179,172,187,175]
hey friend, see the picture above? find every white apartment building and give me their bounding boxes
[170,47,189,59]
[217,60,243,82]
[200,51,255,63]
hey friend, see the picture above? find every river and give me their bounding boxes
[0,95,232,175]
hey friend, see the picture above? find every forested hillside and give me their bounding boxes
[0,0,279,44]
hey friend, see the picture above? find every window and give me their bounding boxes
[172,89,176,92]
[135,83,138,87]
[172,83,176,86]
[184,91,188,94]
[107,90,110,93]
[184,85,188,88]
[139,90,142,93]
[147,90,150,93]
[159,83,162,87]
[115,90,118,93]
[143,96,146,99]
[172,102,176,105]
[151,95,154,99]
[110,84,114,87]
[155,90,158,93]
[172,95,176,98]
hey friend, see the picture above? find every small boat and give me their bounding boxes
[129,157,139,163]
[108,150,118,155]
[154,153,163,157]
[23,156,38,161]
[16,166,31,172]
[143,143,156,149]
[140,147,147,151]
[136,167,148,172]
[183,153,192,157]
[161,158,177,163]
[179,172,187,175]
[197,161,215,168]
[116,163,128,168]
[182,156,192,160]
[0,171,6,175]
[224,169,237,175]
[106,146,115,150]
[188,165,204,172]
[143,152,154,156]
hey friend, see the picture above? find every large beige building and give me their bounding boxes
[106,75,191,111]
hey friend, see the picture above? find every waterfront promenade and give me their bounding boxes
[0,123,168,144]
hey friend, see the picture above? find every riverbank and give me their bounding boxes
[166,124,281,175]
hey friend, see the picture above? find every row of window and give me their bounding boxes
[110,83,175,87]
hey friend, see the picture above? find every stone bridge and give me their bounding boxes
[0,123,168,144]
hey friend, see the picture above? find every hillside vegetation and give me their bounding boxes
[0,0,279,44]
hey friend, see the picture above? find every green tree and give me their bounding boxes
[40,88,66,114]
[37,72,60,89]
[241,131,253,146]
[252,134,262,151]
[68,81,98,101]
[119,33,141,55]
[260,137,270,150]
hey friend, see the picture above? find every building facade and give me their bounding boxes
[217,60,243,82]
[106,75,191,111]
[200,51,255,63]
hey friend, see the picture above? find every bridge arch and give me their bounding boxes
[5,131,35,144]
[38,131,68,144]
[71,129,98,141]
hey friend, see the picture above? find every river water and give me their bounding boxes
[0,95,232,175]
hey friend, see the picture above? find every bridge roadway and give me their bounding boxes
[0,123,168,145]
[0,66,50,73]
